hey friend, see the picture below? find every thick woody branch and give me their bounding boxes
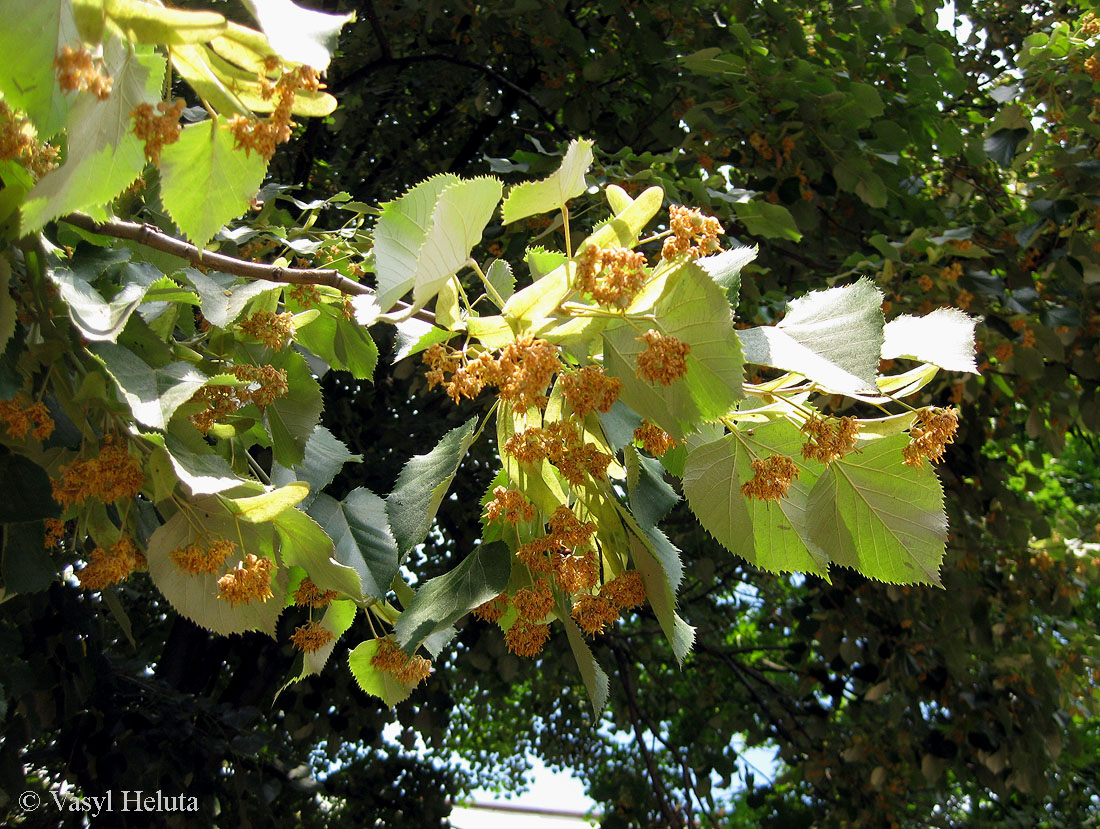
[61,214,439,326]
[62,213,372,296]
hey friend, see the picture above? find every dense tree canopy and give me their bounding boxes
[1,0,1099,827]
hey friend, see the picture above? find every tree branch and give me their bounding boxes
[60,214,439,327]
[62,213,371,295]
[612,646,684,828]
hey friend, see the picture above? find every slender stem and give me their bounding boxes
[467,258,507,309]
[562,204,572,259]
[245,450,270,485]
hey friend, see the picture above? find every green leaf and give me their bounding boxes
[179,268,277,328]
[732,200,802,241]
[0,0,76,139]
[698,245,757,300]
[347,639,414,706]
[485,258,515,307]
[270,425,360,510]
[307,489,400,600]
[393,540,511,653]
[297,599,356,678]
[501,138,594,224]
[106,0,227,45]
[48,261,159,342]
[624,445,679,530]
[682,423,830,577]
[148,432,250,496]
[501,262,572,326]
[805,434,947,585]
[21,38,164,232]
[0,258,14,357]
[241,0,354,71]
[880,308,979,372]
[984,127,1029,167]
[386,417,478,556]
[737,278,884,396]
[603,260,744,438]
[2,522,56,594]
[145,501,284,636]
[374,174,503,312]
[625,522,695,663]
[285,300,378,380]
[0,454,58,523]
[266,349,323,468]
[224,482,309,522]
[558,604,610,717]
[272,505,366,599]
[160,116,268,248]
[581,184,664,251]
[91,342,208,430]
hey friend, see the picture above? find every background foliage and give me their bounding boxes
[2,0,1099,827]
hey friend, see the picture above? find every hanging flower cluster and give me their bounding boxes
[227,65,321,161]
[170,538,237,576]
[560,366,622,417]
[370,637,433,685]
[130,99,186,163]
[0,394,54,440]
[291,620,334,653]
[636,329,691,385]
[800,414,859,464]
[903,406,959,468]
[51,438,145,508]
[189,364,289,433]
[0,102,58,178]
[741,454,800,502]
[661,205,723,260]
[575,245,649,307]
[55,45,112,100]
[216,553,275,606]
[634,421,676,456]
[424,335,559,409]
[77,536,140,591]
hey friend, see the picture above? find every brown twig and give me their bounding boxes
[62,213,371,296]
[60,213,439,326]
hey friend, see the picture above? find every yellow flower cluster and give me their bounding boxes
[634,421,675,456]
[0,395,54,440]
[216,553,275,606]
[227,65,321,161]
[189,364,289,433]
[560,366,622,417]
[571,570,648,635]
[0,102,58,178]
[424,335,559,410]
[661,205,723,260]
[940,261,963,282]
[740,454,800,502]
[484,486,536,524]
[237,310,296,350]
[504,617,552,658]
[472,593,509,622]
[170,538,236,575]
[370,637,432,685]
[512,578,554,621]
[51,439,145,508]
[635,329,690,385]
[800,414,859,464]
[291,620,334,653]
[55,45,113,100]
[130,99,186,163]
[576,245,649,307]
[504,421,612,486]
[78,536,140,591]
[293,577,338,607]
[903,406,959,469]
[44,518,66,548]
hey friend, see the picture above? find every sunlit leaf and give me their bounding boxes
[880,308,979,373]
[160,116,268,248]
[241,0,354,71]
[91,341,208,430]
[347,639,414,706]
[501,138,594,224]
[307,489,400,600]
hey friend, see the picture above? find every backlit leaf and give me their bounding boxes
[737,278,884,396]
[347,639,415,706]
[160,116,268,248]
[501,138,594,224]
[307,489,400,600]
[881,308,979,372]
